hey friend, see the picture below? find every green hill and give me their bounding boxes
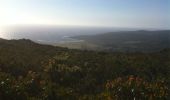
[0,39,169,100]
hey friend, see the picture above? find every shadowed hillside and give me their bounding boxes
[0,39,169,100]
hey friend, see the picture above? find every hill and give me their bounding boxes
[0,39,169,99]
[73,30,170,52]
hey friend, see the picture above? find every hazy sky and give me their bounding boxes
[0,0,169,29]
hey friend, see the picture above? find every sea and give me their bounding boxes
[0,25,136,45]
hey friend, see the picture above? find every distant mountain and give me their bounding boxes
[73,30,170,52]
[0,38,5,40]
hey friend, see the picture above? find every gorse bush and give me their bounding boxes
[103,75,169,100]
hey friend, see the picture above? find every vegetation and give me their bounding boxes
[0,39,170,100]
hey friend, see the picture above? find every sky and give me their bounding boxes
[0,0,170,29]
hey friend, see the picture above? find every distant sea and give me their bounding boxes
[0,25,138,45]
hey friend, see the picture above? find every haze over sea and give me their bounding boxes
[0,0,169,45]
[0,25,140,45]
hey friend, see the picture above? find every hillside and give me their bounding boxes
[73,30,170,52]
[0,39,169,100]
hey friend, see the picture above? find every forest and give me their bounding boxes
[0,39,169,100]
